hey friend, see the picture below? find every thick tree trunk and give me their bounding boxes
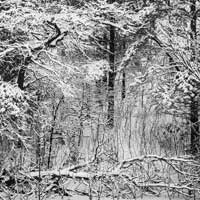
[17,56,31,90]
[107,0,115,127]
[17,68,25,90]
[190,0,199,155]
[95,34,108,111]
[190,98,199,154]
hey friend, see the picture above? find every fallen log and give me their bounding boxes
[1,155,200,198]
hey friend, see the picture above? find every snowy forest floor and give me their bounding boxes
[1,154,199,200]
[0,193,184,200]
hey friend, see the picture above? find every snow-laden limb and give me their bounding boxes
[0,47,16,58]
[27,169,199,192]
[119,154,199,167]
[118,34,153,72]
[2,155,199,198]
[117,155,200,179]
[14,155,199,199]
[0,81,32,146]
[0,0,159,100]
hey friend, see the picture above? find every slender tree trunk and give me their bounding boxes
[107,0,115,127]
[78,84,85,147]
[122,70,126,100]
[47,122,55,169]
[37,134,41,200]
[47,96,63,169]
[122,40,126,100]
[190,0,199,155]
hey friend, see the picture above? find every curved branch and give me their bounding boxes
[45,21,62,47]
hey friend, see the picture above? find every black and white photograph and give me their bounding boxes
[0,0,200,199]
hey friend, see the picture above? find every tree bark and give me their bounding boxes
[17,56,32,90]
[107,0,116,127]
[190,0,199,155]
[122,70,126,100]
[17,68,25,90]
[121,40,126,100]
[47,96,63,169]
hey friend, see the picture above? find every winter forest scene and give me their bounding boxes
[2,0,200,199]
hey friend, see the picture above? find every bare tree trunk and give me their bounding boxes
[78,84,85,147]
[17,68,25,90]
[122,70,126,100]
[121,40,126,100]
[190,98,199,154]
[190,0,199,155]
[95,33,108,112]
[47,122,55,169]
[37,134,41,200]
[107,0,116,127]
[47,96,63,169]
[17,56,31,90]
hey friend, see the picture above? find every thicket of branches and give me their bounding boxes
[0,0,200,199]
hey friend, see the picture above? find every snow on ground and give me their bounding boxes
[5,194,182,200]
[45,195,183,200]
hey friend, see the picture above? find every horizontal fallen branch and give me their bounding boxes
[1,155,200,198]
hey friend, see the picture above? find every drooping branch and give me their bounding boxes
[17,21,68,89]
[45,21,68,48]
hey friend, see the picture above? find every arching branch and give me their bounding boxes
[45,21,68,48]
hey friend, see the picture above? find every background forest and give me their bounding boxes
[0,0,200,199]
